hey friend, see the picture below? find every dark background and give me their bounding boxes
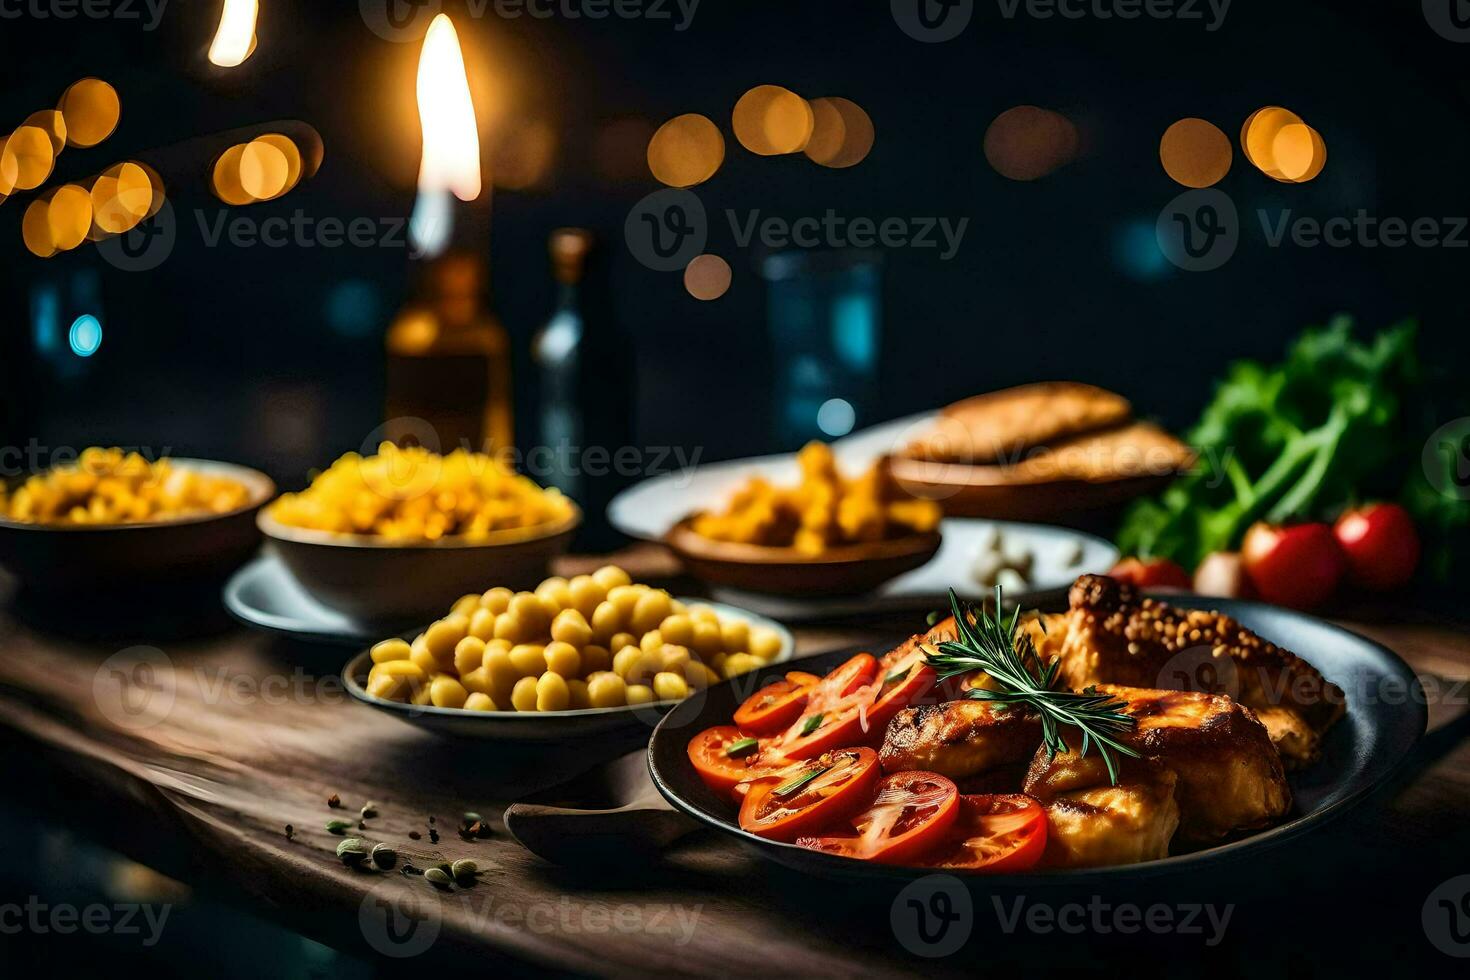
[1,5,1470,976]
[3,0,1469,506]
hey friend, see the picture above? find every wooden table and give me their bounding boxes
[2,550,1469,976]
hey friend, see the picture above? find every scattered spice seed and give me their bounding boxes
[409,831,422,841]
[326,819,351,835]
[428,815,436,825]
[336,839,368,866]
[284,824,294,841]
[327,794,342,809]
[428,828,440,844]
[358,820,367,830]
[361,803,379,819]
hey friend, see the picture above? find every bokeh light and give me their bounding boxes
[817,398,857,437]
[647,113,724,187]
[683,254,732,300]
[984,106,1079,181]
[493,116,557,190]
[46,184,93,251]
[212,136,306,204]
[1270,123,1326,182]
[1159,117,1232,188]
[1241,106,1325,183]
[732,85,814,156]
[22,197,56,257]
[58,78,120,148]
[26,111,67,154]
[2,127,57,192]
[68,315,103,357]
[240,138,291,201]
[804,97,875,169]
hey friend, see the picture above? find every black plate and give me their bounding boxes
[647,595,1427,883]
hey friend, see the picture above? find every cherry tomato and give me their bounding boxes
[1242,521,1345,609]
[1107,557,1192,590]
[687,726,783,800]
[733,671,822,735]
[795,770,960,865]
[773,654,880,759]
[738,747,881,842]
[924,794,1048,873]
[1334,503,1420,592]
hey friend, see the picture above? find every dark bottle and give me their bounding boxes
[385,250,513,456]
[530,228,636,549]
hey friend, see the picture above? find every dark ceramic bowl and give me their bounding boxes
[259,504,581,625]
[0,459,275,594]
[648,595,1426,883]
[664,517,942,597]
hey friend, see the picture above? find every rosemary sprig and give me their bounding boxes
[923,587,1141,785]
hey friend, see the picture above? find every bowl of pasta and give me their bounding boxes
[0,448,275,593]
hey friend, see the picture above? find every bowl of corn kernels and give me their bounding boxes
[259,443,581,624]
[664,442,943,597]
[0,447,276,592]
[340,566,796,739]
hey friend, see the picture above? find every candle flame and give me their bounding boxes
[416,14,481,202]
[208,0,259,68]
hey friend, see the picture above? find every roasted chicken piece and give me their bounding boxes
[1024,685,1291,842]
[1040,770,1180,869]
[1032,575,1344,767]
[880,700,1043,781]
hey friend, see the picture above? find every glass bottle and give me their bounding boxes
[384,250,513,457]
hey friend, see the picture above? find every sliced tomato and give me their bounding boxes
[795,770,959,865]
[734,671,822,735]
[860,645,938,741]
[687,725,783,800]
[738,747,881,842]
[924,794,1047,873]
[773,653,881,759]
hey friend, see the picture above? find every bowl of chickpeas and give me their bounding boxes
[665,442,943,597]
[259,444,581,624]
[0,448,276,593]
[340,566,795,739]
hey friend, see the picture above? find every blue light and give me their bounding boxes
[69,315,103,357]
[1112,219,1172,282]
[817,397,856,437]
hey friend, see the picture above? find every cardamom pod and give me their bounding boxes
[424,867,452,888]
[371,843,397,869]
[336,838,368,865]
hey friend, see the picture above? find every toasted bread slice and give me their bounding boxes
[1024,684,1291,842]
[902,382,1133,465]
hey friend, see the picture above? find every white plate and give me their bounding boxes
[606,411,936,542]
[341,600,797,741]
[697,518,1118,622]
[224,552,386,645]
